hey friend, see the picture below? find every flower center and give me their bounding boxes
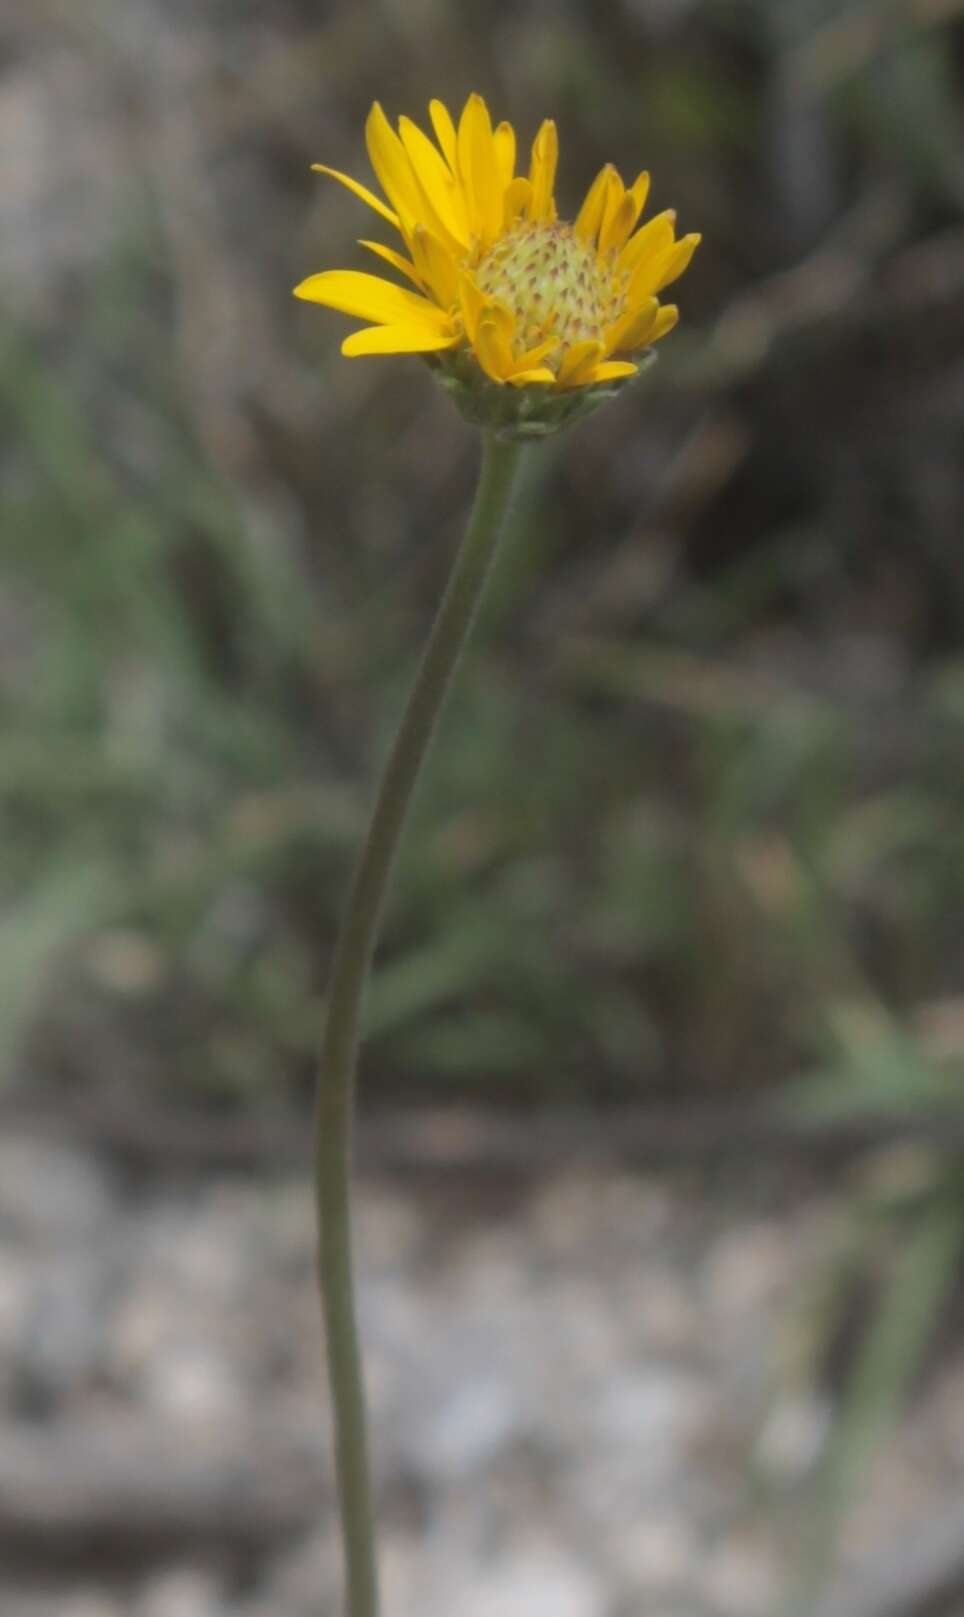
[474,220,616,357]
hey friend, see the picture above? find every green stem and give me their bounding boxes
[314,431,526,1617]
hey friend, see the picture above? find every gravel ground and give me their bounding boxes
[2,1127,963,1617]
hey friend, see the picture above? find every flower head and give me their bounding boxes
[295,94,700,434]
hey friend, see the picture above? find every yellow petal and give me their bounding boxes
[457,271,486,345]
[398,115,469,246]
[458,93,503,244]
[472,320,514,386]
[652,233,701,292]
[409,224,459,309]
[469,299,514,376]
[606,297,659,352]
[508,335,558,373]
[493,121,516,186]
[293,269,449,329]
[311,164,399,229]
[586,360,638,382]
[506,366,555,387]
[596,168,626,250]
[618,209,677,275]
[365,102,425,228]
[558,340,604,388]
[428,98,458,171]
[574,165,617,244]
[627,171,651,224]
[599,190,638,258]
[629,233,701,303]
[527,119,558,221]
[342,324,457,356]
[359,239,421,287]
[483,300,516,347]
[600,172,649,256]
[649,304,679,342]
[503,176,532,226]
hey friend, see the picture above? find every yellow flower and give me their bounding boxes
[294,94,700,396]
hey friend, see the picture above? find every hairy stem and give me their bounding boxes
[314,431,526,1617]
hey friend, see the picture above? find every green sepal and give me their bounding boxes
[427,347,657,441]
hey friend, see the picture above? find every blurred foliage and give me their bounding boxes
[2,0,964,1117]
[777,1142,964,1614]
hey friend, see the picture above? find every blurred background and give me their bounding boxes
[2,0,964,1614]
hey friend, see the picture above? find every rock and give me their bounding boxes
[701,1536,780,1617]
[142,1344,243,1422]
[13,1255,112,1412]
[605,1514,699,1593]
[403,1372,523,1481]
[434,1544,605,1617]
[136,1569,226,1617]
[756,1395,830,1480]
[0,1140,113,1244]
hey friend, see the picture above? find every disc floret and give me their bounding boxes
[474,219,617,364]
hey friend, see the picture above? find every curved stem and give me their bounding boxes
[314,431,526,1617]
